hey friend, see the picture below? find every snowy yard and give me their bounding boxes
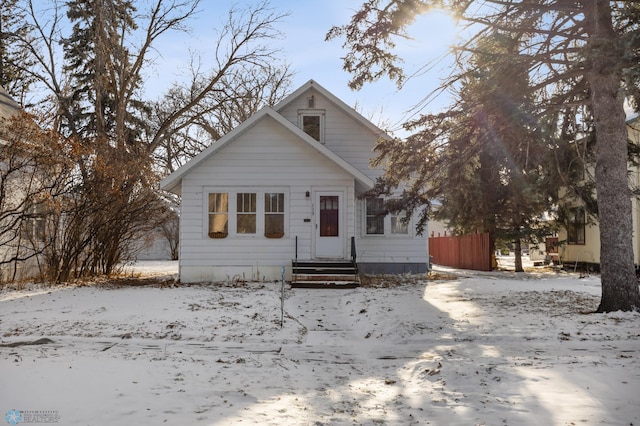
[0,260,638,425]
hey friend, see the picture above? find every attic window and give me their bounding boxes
[308,95,315,108]
[298,110,325,143]
[303,115,320,141]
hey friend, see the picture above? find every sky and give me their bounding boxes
[144,0,460,135]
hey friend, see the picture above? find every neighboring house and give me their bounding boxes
[558,116,640,269]
[129,227,175,260]
[161,80,428,283]
[130,197,179,261]
[0,85,20,121]
[428,219,449,238]
[1,85,176,283]
[0,85,41,281]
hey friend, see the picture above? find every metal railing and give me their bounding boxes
[293,235,298,283]
[350,236,358,280]
[292,235,359,284]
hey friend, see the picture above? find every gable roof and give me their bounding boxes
[274,79,390,139]
[160,106,375,195]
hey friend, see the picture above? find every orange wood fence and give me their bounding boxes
[429,232,492,271]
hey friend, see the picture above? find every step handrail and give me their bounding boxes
[350,236,358,281]
[293,235,298,284]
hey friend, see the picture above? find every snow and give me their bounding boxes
[1,259,638,425]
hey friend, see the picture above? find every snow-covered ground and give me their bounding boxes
[1,259,638,425]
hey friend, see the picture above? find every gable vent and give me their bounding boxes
[308,95,315,109]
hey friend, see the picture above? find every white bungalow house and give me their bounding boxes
[558,116,640,269]
[160,80,428,283]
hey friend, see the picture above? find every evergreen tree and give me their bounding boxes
[372,32,555,272]
[330,0,640,311]
[0,0,36,103]
[471,32,555,272]
[63,0,144,146]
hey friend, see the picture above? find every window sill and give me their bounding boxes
[208,232,228,239]
[265,232,285,239]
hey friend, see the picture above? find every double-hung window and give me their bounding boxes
[237,193,256,234]
[26,203,46,242]
[265,193,285,238]
[390,211,409,235]
[567,207,585,245]
[208,193,229,238]
[207,190,286,239]
[365,197,411,237]
[366,198,385,235]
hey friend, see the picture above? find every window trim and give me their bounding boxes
[26,203,46,242]
[204,188,288,239]
[298,109,326,143]
[236,192,257,235]
[365,197,385,235]
[363,197,413,238]
[567,206,586,245]
[208,192,229,238]
[264,192,285,239]
[390,211,410,235]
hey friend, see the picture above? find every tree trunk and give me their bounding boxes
[585,0,640,312]
[93,0,107,139]
[514,238,523,273]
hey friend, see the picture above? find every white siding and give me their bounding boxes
[354,199,428,269]
[176,83,428,282]
[279,88,427,270]
[179,116,355,282]
[278,88,383,181]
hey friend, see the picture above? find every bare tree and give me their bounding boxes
[5,0,291,280]
[0,0,36,103]
[145,4,292,173]
[0,111,75,282]
[151,62,293,173]
[155,193,179,260]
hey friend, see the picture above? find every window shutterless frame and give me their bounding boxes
[298,109,325,143]
[204,189,288,239]
[364,197,413,237]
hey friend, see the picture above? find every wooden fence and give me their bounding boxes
[429,232,492,271]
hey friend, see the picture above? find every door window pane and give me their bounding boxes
[320,196,339,237]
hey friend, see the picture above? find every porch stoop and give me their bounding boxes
[291,261,360,289]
